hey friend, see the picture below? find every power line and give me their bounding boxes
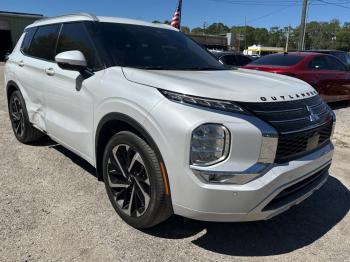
[208,0,304,6]
[202,0,350,31]
[208,0,350,6]
[315,0,350,9]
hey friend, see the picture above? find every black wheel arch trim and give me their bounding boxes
[6,80,20,100]
[95,113,170,192]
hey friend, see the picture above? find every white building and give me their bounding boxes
[243,45,284,57]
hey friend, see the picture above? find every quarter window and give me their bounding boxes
[345,53,350,65]
[326,56,347,71]
[28,24,60,61]
[21,27,36,55]
[56,23,100,69]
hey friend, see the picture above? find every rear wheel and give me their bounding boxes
[9,90,42,143]
[102,131,172,229]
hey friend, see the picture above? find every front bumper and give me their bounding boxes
[173,142,334,222]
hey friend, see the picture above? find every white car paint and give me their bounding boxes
[122,67,316,103]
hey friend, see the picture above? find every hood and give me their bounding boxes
[121,67,317,103]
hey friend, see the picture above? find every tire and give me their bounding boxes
[102,131,172,229]
[8,90,42,144]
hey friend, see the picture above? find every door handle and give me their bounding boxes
[45,68,55,76]
[18,60,24,67]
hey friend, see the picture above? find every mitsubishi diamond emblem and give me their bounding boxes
[306,105,320,122]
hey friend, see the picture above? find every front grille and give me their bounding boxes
[239,96,334,162]
[276,121,333,162]
[263,165,330,211]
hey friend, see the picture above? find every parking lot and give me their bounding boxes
[0,63,349,261]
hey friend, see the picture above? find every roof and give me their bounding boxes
[26,13,177,31]
[0,11,43,19]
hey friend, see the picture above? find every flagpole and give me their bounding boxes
[170,0,183,30]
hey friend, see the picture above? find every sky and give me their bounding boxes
[1,0,350,29]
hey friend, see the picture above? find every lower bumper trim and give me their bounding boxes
[262,164,330,211]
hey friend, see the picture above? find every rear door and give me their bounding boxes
[16,24,61,131]
[298,56,335,102]
[44,22,102,162]
[325,55,350,101]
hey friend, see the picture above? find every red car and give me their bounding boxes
[243,52,350,103]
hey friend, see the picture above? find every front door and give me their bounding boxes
[44,22,102,163]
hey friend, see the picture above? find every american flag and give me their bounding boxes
[171,0,182,29]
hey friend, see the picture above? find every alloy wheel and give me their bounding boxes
[106,144,151,217]
[10,96,25,137]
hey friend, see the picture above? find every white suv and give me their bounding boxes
[4,13,335,228]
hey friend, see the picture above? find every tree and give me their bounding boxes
[205,23,230,35]
[180,26,190,34]
[191,27,204,34]
[181,20,350,51]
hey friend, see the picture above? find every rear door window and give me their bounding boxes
[250,55,303,66]
[309,56,329,70]
[56,22,101,69]
[28,24,60,61]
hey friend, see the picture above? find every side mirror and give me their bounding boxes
[55,50,87,72]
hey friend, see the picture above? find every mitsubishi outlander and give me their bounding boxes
[4,13,335,229]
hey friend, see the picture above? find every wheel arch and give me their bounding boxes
[6,80,20,103]
[95,113,169,190]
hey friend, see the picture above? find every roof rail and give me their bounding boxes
[33,13,99,24]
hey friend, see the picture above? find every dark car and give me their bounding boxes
[212,51,253,67]
[243,52,350,103]
[301,50,350,67]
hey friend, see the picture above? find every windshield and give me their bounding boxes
[95,23,225,70]
[250,55,304,67]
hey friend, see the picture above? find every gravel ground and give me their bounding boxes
[0,63,349,262]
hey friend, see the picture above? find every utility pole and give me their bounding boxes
[244,16,247,50]
[238,30,241,51]
[298,0,308,50]
[285,26,290,52]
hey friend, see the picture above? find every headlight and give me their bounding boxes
[190,124,230,166]
[159,89,249,114]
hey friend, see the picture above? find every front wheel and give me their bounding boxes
[102,131,172,229]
